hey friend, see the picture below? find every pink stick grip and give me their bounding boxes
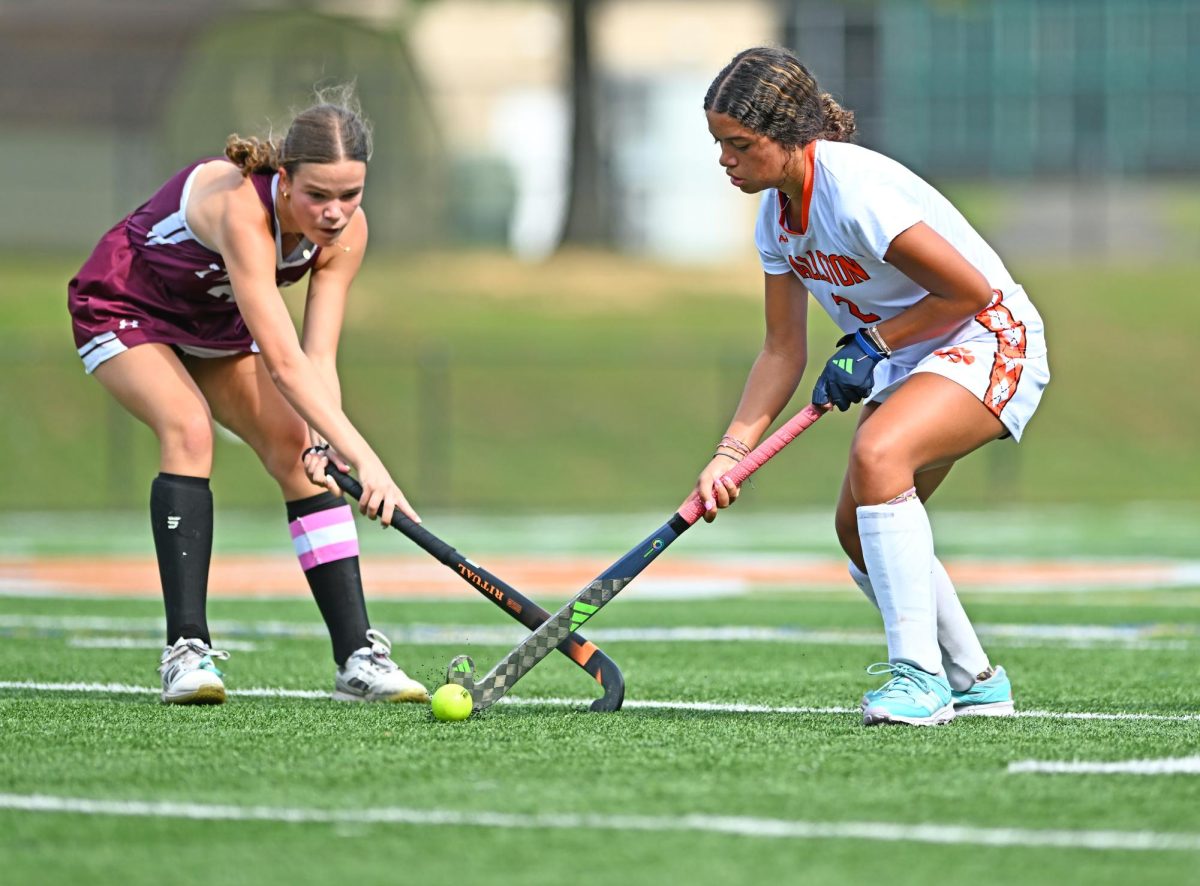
[678,403,826,526]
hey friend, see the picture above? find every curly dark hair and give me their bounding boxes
[704,47,856,148]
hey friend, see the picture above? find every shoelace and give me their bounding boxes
[865,661,940,700]
[362,628,398,674]
[163,639,230,675]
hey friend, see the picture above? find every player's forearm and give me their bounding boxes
[724,347,807,447]
[265,351,373,466]
[878,222,995,350]
[875,288,990,351]
[307,354,343,410]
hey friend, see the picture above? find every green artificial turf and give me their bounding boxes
[3,584,1199,885]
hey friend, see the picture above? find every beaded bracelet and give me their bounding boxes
[718,435,751,457]
[864,325,893,358]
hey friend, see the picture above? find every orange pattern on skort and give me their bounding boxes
[973,291,1027,418]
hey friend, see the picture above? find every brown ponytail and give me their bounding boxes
[222,83,372,177]
[224,134,282,176]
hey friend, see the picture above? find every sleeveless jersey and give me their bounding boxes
[128,158,319,302]
[68,158,320,364]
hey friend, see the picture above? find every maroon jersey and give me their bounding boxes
[68,158,320,372]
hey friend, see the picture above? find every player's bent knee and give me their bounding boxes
[848,429,910,487]
[259,425,310,484]
[158,415,215,464]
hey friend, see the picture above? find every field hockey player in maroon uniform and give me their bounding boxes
[68,86,428,705]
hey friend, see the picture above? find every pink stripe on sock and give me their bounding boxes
[297,540,360,571]
[289,504,354,539]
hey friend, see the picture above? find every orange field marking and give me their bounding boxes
[0,555,1189,598]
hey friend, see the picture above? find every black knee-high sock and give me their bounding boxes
[151,473,213,646]
[287,491,370,665]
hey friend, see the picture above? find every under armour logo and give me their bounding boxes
[118,319,139,329]
[166,515,181,529]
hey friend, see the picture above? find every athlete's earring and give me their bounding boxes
[282,190,290,199]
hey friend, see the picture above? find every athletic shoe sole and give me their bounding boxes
[331,687,430,704]
[953,700,1015,717]
[161,683,227,705]
[863,701,956,726]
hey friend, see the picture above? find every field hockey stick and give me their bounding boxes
[322,463,625,712]
[448,403,827,713]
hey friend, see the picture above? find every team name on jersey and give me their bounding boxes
[787,250,871,288]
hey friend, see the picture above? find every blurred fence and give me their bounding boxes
[1,343,1035,514]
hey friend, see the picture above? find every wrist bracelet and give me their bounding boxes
[718,435,751,456]
[711,451,741,462]
[863,325,893,358]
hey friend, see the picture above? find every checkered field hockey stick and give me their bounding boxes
[447,403,827,714]
[323,463,625,712]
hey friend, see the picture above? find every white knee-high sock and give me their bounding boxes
[856,497,942,675]
[930,559,990,690]
[849,559,989,691]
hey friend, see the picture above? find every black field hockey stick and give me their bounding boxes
[447,403,827,714]
[323,463,625,712]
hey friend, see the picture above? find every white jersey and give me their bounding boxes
[754,140,1044,363]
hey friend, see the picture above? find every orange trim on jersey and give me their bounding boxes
[973,290,1027,419]
[776,141,817,236]
[799,141,815,233]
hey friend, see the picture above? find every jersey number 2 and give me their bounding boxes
[831,294,880,323]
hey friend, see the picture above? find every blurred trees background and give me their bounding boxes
[1,0,1196,511]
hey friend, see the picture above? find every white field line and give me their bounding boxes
[1008,756,1200,775]
[66,637,260,651]
[0,793,1195,852]
[1,615,1196,651]
[3,681,1199,723]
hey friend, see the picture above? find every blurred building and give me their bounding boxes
[409,0,778,261]
[1,0,1196,260]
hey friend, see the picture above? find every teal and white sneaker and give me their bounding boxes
[861,662,955,726]
[951,665,1014,717]
[159,637,229,705]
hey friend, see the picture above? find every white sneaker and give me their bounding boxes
[333,629,429,703]
[159,637,230,705]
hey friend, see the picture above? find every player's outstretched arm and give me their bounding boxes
[200,178,417,524]
[693,271,809,520]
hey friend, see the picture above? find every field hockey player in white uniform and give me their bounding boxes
[693,47,1050,726]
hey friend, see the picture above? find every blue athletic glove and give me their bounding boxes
[812,329,887,412]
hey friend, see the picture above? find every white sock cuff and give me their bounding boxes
[856,495,931,536]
